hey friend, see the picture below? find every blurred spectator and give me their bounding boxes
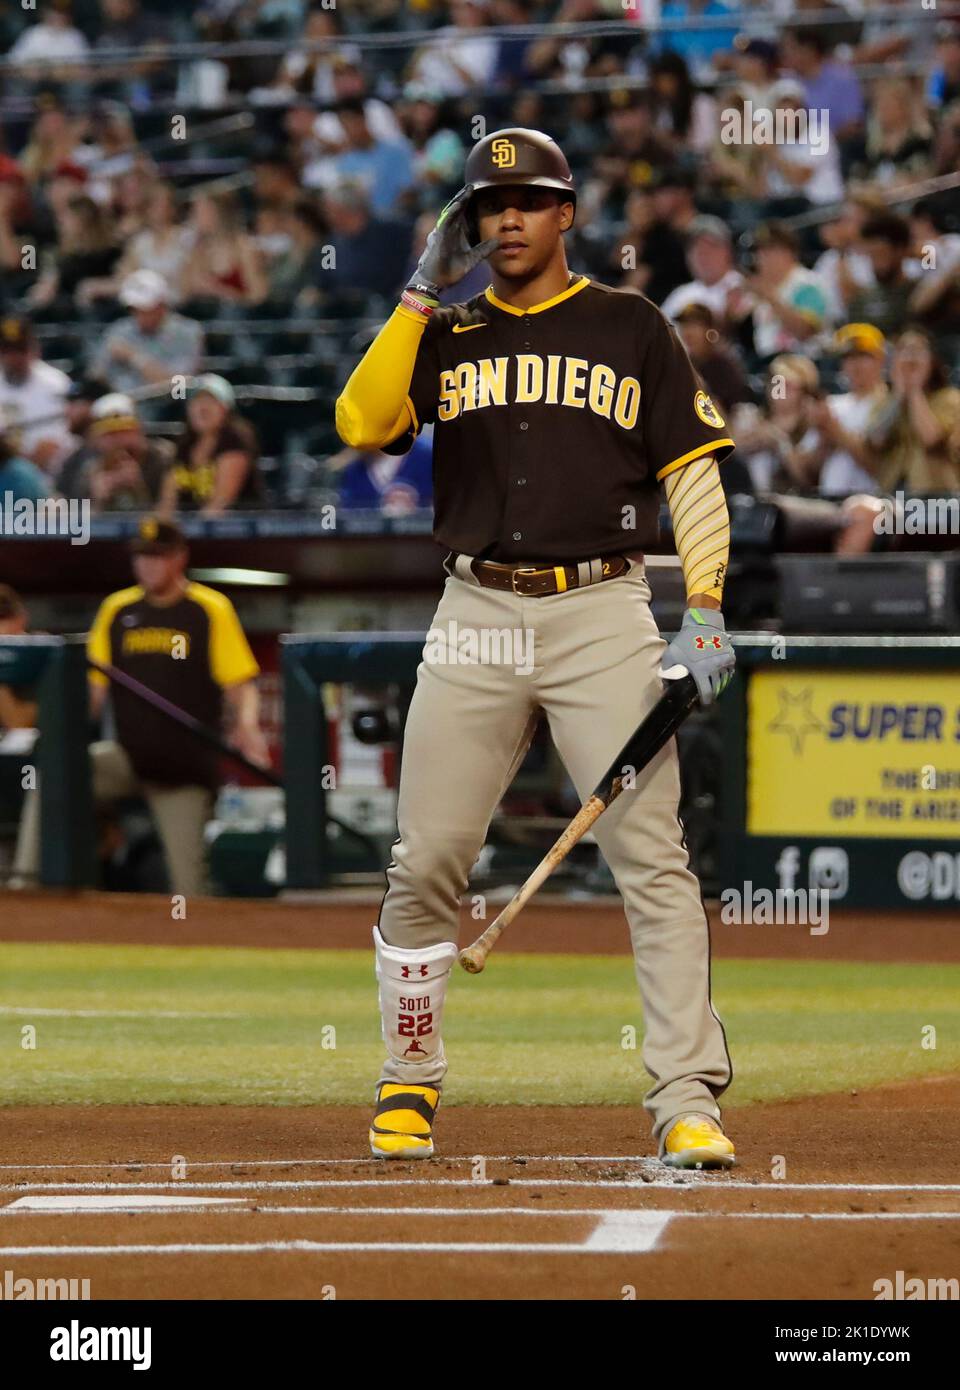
[907,199,960,332]
[731,36,780,108]
[407,0,499,96]
[332,434,434,515]
[311,60,405,154]
[927,20,960,110]
[179,194,268,307]
[0,158,33,283]
[759,79,845,208]
[489,0,537,89]
[803,323,890,496]
[91,0,171,103]
[262,198,328,307]
[702,88,765,200]
[849,79,933,191]
[113,182,192,292]
[0,316,73,474]
[729,222,830,361]
[661,215,744,323]
[8,2,89,80]
[780,27,864,143]
[653,3,739,77]
[159,375,260,516]
[398,87,465,207]
[323,183,412,299]
[56,375,111,501]
[330,99,416,218]
[0,586,38,737]
[107,159,159,245]
[251,152,302,215]
[91,270,204,395]
[0,423,51,503]
[813,194,880,322]
[848,213,914,337]
[84,392,173,510]
[932,98,960,180]
[18,97,79,187]
[26,194,122,309]
[866,327,960,491]
[622,168,697,303]
[649,51,718,155]
[271,6,360,102]
[673,302,753,418]
[587,90,674,220]
[732,353,824,493]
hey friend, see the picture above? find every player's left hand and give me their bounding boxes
[660,607,735,707]
[412,184,500,293]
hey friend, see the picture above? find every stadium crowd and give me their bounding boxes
[0,0,959,531]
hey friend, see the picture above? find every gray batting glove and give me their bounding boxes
[660,608,736,707]
[407,184,500,298]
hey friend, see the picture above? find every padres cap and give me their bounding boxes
[0,315,33,349]
[833,322,886,358]
[90,392,139,436]
[130,516,186,555]
[189,373,236,410]
[465,128,576,216]
[673,301,717,329]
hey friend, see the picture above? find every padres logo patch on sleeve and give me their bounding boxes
[694,390,725,429]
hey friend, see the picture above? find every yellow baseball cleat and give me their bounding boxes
[662,1114,736,1169]
[369,1083,440,1159]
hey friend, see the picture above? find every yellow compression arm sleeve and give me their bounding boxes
[335,304,430,449]
[662,454,730,603]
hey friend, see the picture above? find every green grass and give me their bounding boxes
[0,943,957,1107]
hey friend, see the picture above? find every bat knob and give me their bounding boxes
[458,948,485,974]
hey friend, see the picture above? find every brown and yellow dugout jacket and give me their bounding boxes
[88,582,259,788]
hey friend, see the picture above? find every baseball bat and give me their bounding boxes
[87,656,284,787]
[458,670,699,974]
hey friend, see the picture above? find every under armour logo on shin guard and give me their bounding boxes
[401,965,429,978]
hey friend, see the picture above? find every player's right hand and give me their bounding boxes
[409,185,499,295]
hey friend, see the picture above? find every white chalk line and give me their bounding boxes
[0,1155,693,1172]
[0,1155,663,1172]
[0,1210,670,1257]
[2,1210,957,1259]
[4,1203,959,1222]
[2,1179,959,1193]
[0,1006,241,1020]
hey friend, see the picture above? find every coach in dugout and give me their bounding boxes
[12,517,268,896]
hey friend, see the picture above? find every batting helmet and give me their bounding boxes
[465,128,576,224]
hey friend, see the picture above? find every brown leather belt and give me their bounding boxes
[466,553,631,597]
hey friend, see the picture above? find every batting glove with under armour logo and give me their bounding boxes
[406,184,499,300]
[661,608,735,707]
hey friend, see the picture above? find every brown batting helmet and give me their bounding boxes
[465,128,576,222]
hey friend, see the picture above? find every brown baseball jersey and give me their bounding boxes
[384,274,735,562]
[88,582,259,788]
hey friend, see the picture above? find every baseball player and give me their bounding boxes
[336,129,737,1168]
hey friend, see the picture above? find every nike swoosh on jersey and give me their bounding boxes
[451,323,488,334]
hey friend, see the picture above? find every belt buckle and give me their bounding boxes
[510,566,538,595]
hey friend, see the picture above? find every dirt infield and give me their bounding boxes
[1,890,957,1299]
[1,890,958,961]
[1,1079,959,1300]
